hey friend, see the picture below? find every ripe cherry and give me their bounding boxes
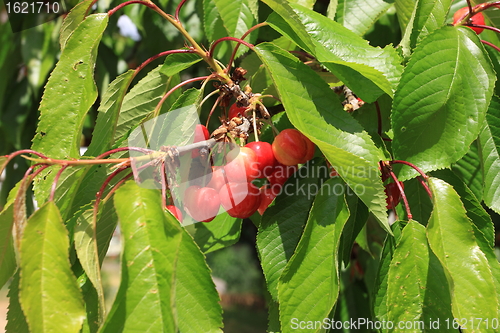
[228,103,247,119]
[453,7,485,35]
[192,124,210,158]
[385,181,404,210]
[206,166,227,192]
[224,146,260,183]
[257,186,277,215]
[219,182,261,219]
[245,141,277,178]
[272,129,315,166]
[267,163,298,189]
[166,205,183,221]
[183,185,221,222]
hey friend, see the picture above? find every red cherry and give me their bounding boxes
[192,124,210,158]
[228,103,247,119]
[272,129,315,166]
[385,181,404,210]
[453,7,485,35]
[183,185,220,222]
[245,141,277,178]
[206,166,228,192]
[257,186,277,215]
[267,163,298,189]
[166,205,183,221]
[219,182,261,219]
[224,146,260,183]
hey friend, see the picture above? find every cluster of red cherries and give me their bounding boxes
[166,105,315,222]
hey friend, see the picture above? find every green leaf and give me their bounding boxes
[451,141,483,201]
[409,0,452,49]
[172,215,224,333]
[427,177,498,329]
[193,213,242,253]
[335,0,393,36]
[432,169,494,247]
[395,0,416,33]
[278,178,349,332]
[386,221,454,331]
[254,43,391,233]
[392,27,495,180]
[102,182,179,332]
[264,1,403,100]
[102,181,222,332]
[19,202,86,333]
[479,95,500,214]
[85,70,135,157]
[256,161,322,301]
[31,14,108,159]
[113,66,180,143]
[73,200,118,323]
[372,234,396,323]
[0,205,16,289]
[160,52,202,77]
[213,0,258,57]
[6,271,30,333]
[60,0,96,50]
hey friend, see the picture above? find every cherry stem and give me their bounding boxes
[390,160,428,180]
[160,161,168,209]
[101,172,134,203]
[133,49,196,77]
[209,37,254,59]
[108,0,156,16]
[49,164,69,202]
[388,170,412,220]
[174,0,188,21]
[472,24,500,34]
[226,22,268,71]
[375,101,383,138]
[481,40,500,53]
[289,50,315,59]
[418,176,432,199]
[93,165,130,219]
[153,75,211,118]
[206,95,223,128]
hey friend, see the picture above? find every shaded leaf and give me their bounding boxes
[392,27,495,180]
[193,213,242,253]
[427,177,497,330]
[336,0,393,36]
[19,202,86,333]
[254,43,390,233]
[339,194,369,266]
[256,161,322,301]
[479,95,500,214]
[0,205,15,289]
[6,271,29,333]
[451,141,483,201]
[278,178,349,332]
[85,70,135,157]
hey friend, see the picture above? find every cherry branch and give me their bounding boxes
[108,0,156,16]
